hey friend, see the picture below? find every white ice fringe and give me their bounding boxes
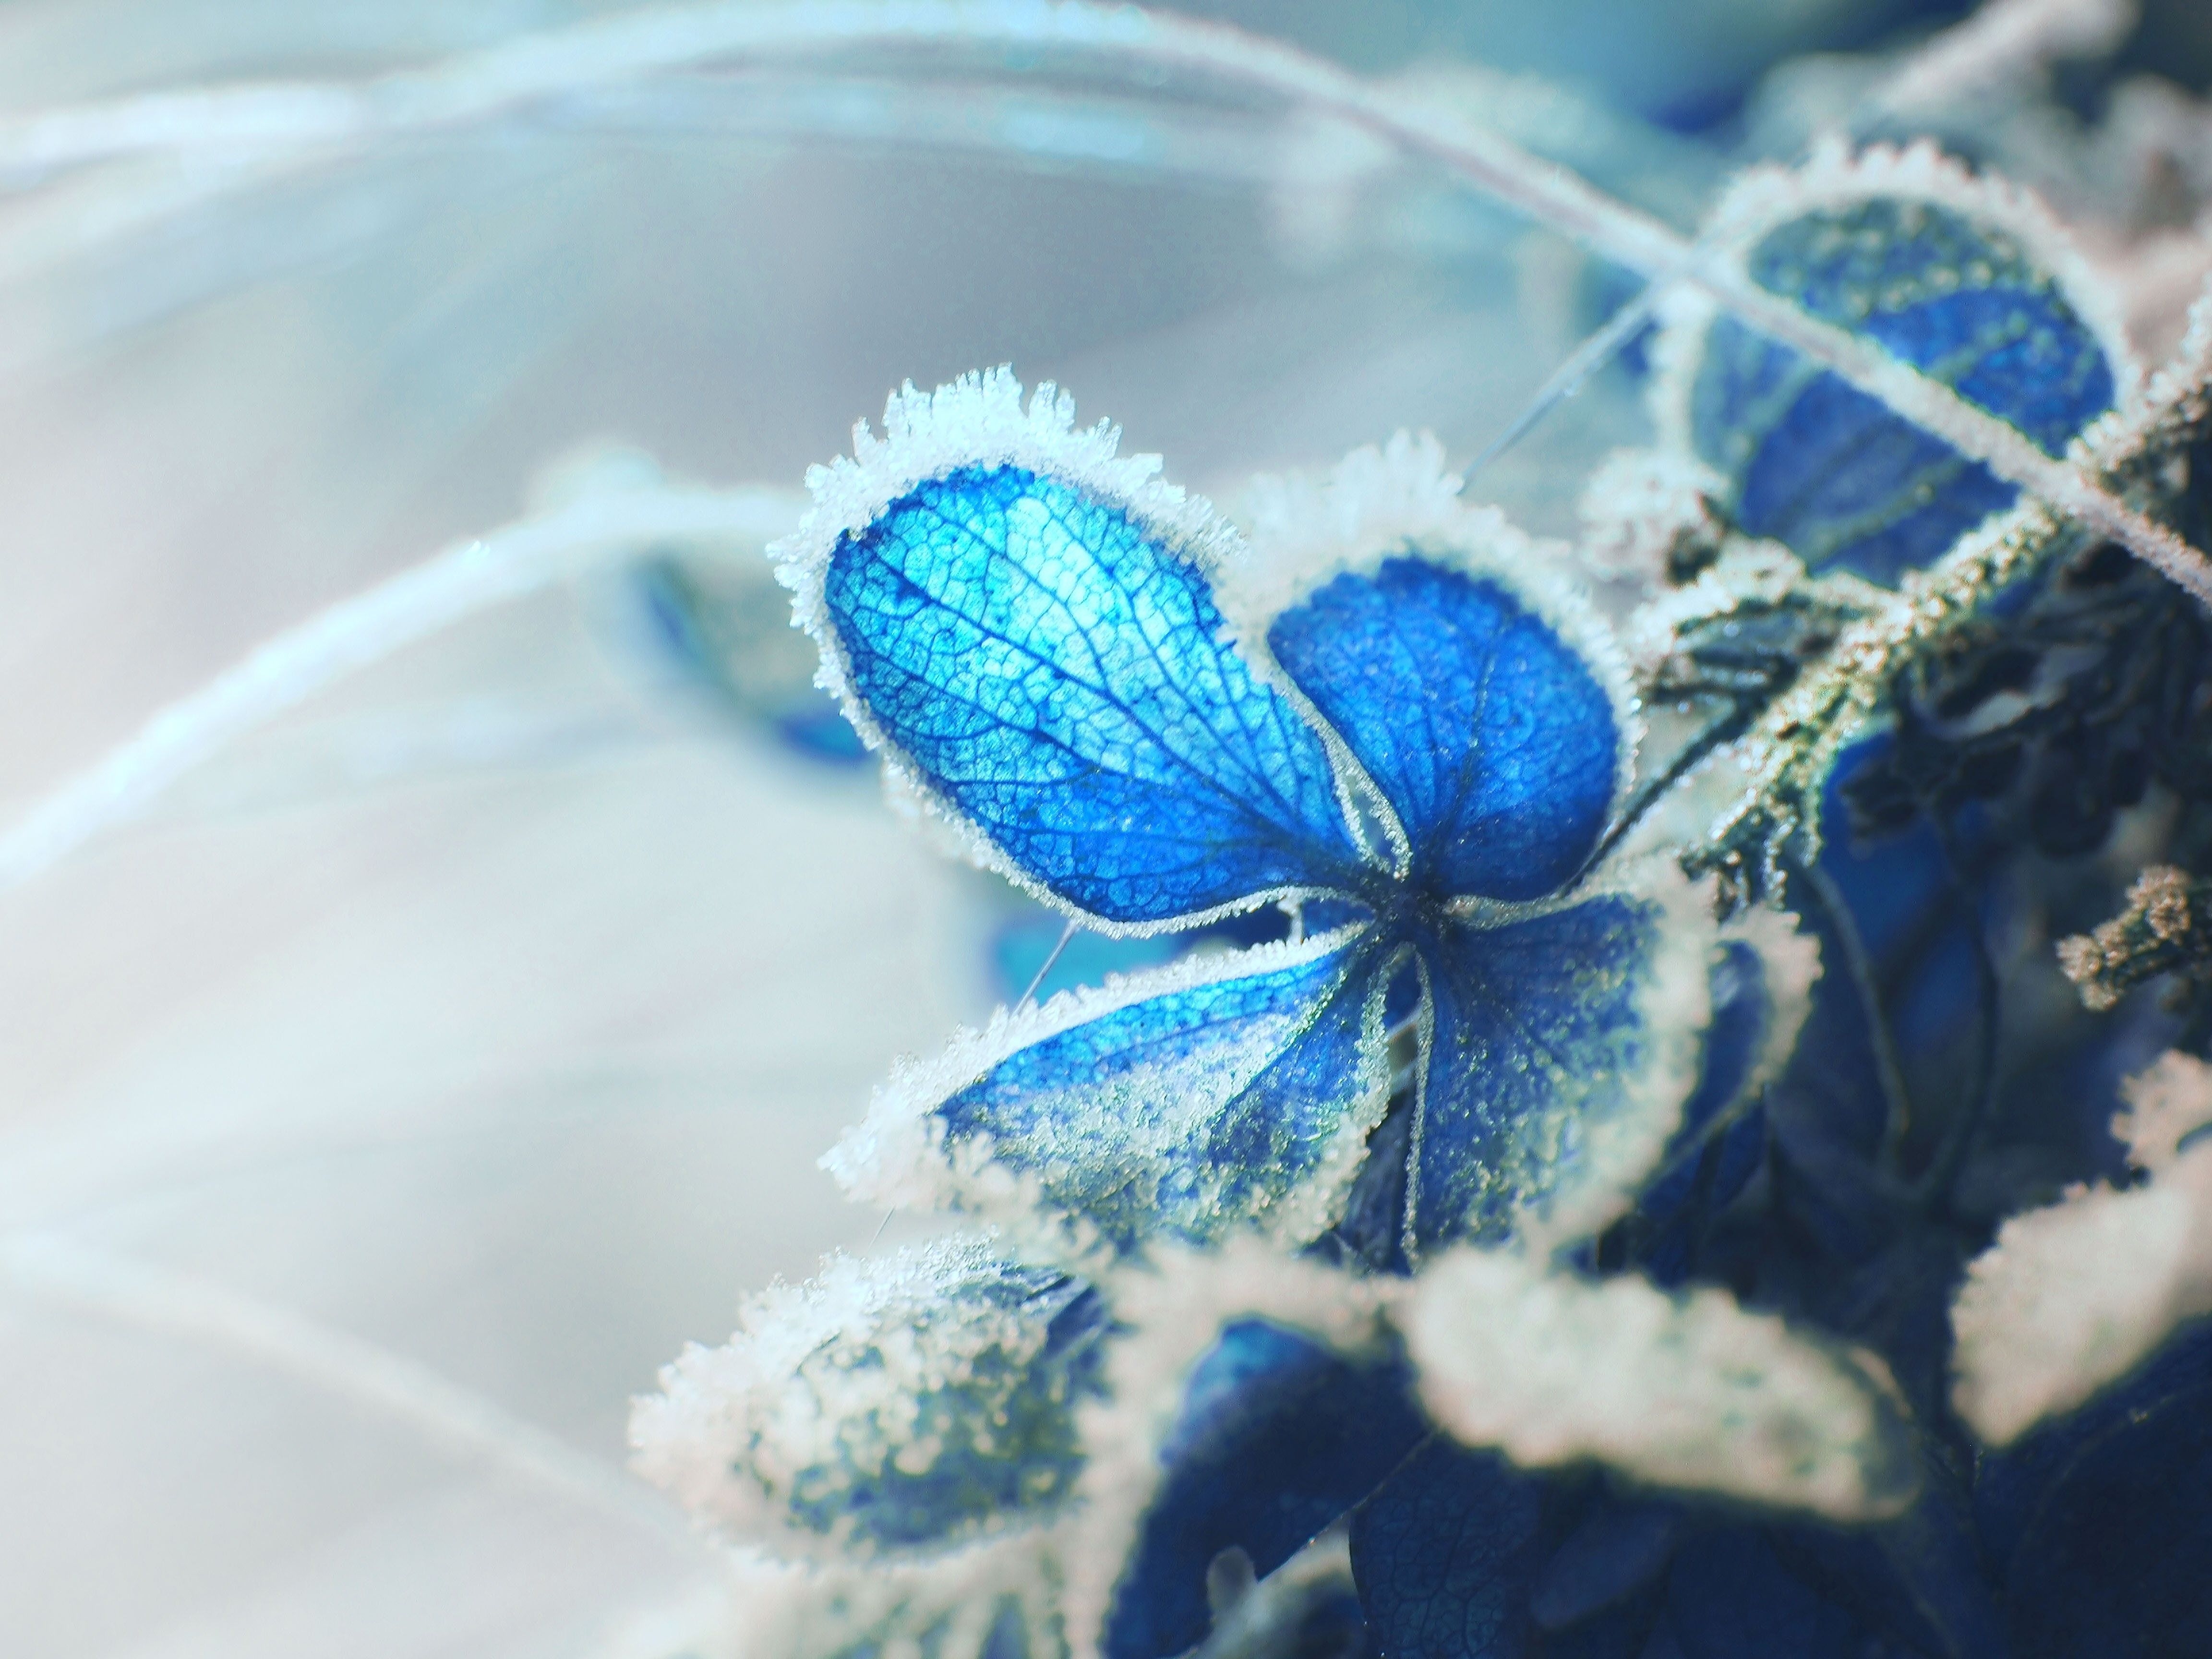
[629,1235,1067,1553]
[1950,1050,2212,1446]
[637,1238,1396,1659]
[820,922,1385,1265]
[772,366,1318,939]
[1403,1247,1917,1522]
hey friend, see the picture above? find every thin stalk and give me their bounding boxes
[1912,817,2006,1212]
[1017,918,1082,1010]
[0,1232,702,1548]
[5,1,2206,601]
[0,484,797,894]
[1794,857,1920,1162]
[1461,285,1665,484]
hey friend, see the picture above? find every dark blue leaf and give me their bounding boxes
[1662,1531,1862,1659]
[939,936,1390,1251]
[825,464,1367,924]
[1267,559,1622,901]
[1106,1319,1430,1659]
[1686,194,2115,586]
[1786,1453,2006,1659]
[1628,937,1785,1285]
[1530,1499,1687,1633]
[1349,1436,1547,1659]
[1978,1323,2212,1659]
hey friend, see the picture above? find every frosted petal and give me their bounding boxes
[628,1237,1106,1556]
[1411,861,1718,1253]
[1404,1248,1918,1521]
[1658,144,2130,586]
[778,369,1367,931]
[1269,558,1624,901]
[829,928,1394,1255]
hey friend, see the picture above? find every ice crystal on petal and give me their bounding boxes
[1951,1051,2212,1445]
[630,1236,1105,1555]
[789,373,1733,1262]
[1403,1247,1918,1521]
[1654,140,2132,589]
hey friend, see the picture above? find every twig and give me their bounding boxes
[0,483,796,894]
[0,1231,703,1548]
[1462,286,1665,483]
[1017,918,1082,1010]
[6,1,2208,602]
[1794,857,1920,1162]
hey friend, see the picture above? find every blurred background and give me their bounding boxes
[1,1,2208,1654]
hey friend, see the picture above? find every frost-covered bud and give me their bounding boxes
[630,1235,1106,1556]
[2056,865,2212,1012]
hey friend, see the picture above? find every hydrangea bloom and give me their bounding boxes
[628,122,2212,1659]
[785,369,1720,1261]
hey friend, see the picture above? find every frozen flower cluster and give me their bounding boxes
[619,20,2212,1659]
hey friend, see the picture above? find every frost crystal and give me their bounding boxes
[1403,1248,1916,1520]
[2056,864,2212,1011]
[631,1237,1103,1554]
[1952,1052,2212,1445]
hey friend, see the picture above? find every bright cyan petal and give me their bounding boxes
[826,462,1365,925]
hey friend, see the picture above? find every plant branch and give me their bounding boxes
[5,2,2208,604]
[0,1231,703,1548]
[0,482,797,894]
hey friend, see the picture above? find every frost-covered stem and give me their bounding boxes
[1464,284,1666,481]
[8,1,2209,601]
[1795,858,1920,1161]
[0,1233,702,1548]
[1866,0,2138,123]
[0,483,795,893]
[1704,499,2078,864]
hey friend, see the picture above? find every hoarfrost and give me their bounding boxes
[1951,1051,2212,1445]
[1403,1247,1918,1521]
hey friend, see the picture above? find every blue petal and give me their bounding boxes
[939,936,1391,1251]
[1267,558,1621,901]
[1688,197,2115,586]
[664,1240,1108,1555]
[1105,1318,1429,1659]
[1413,889,1700,1251]
[1530,1498,1686,1635]
[825,464,1365,924]
[1347,1435,1547,1658]
[1786,1464,2006,1659]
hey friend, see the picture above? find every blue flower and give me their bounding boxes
[780,372,1726,1261]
